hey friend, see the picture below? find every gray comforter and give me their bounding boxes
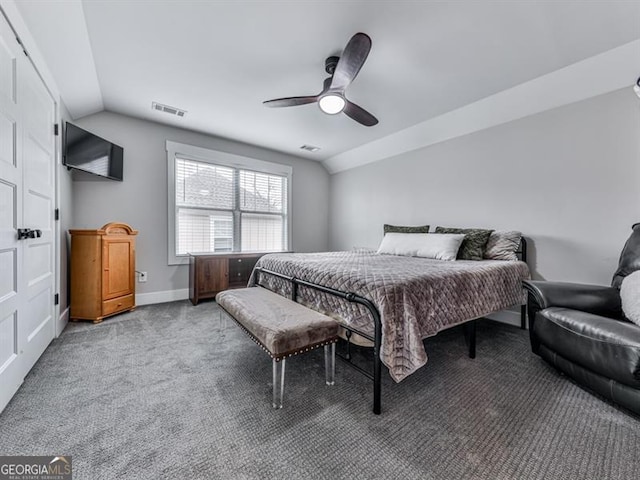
[249,250,530,382]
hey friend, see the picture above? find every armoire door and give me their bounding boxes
[102,238,134,300]
[0,12,56,413]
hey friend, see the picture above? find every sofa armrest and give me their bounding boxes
[523,280,622,319]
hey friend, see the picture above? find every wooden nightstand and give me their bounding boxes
[188,252,266,305]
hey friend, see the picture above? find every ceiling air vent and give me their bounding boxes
[300,145,320,152]
[152,102,186,117]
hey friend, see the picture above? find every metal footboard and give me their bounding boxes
[254,266,383,415]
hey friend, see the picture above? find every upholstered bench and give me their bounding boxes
[215,287,339,409]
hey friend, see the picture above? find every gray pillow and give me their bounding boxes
[434,227,493,260]
[383,224,430,234]
[484,231,522,261]
[620,270,640,326]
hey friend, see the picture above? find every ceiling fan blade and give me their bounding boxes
[344,100,378,127]
[320,77,332,94]
[263,96,318,108]
[330,33,372,91]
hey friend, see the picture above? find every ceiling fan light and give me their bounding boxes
[318,94,346,115]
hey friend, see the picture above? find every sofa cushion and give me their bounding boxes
[612,222,640,289]
[534,307,640,387]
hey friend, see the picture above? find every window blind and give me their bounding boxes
[175,157,288,255]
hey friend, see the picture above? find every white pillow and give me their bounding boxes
[620,270,640,326]
[376,233,465,261]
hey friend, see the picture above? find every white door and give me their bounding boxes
[0,12,23,411]
[0,12,56,412]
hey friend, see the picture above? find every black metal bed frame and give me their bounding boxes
[254,237,528,415]
[517,237,528,329]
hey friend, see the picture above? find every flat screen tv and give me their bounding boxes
[64,123,124,181]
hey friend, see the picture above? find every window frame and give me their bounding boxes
[167,140,292,266]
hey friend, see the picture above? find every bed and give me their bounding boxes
[248,243,529,413]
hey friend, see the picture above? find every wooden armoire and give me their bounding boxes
[70,222,138,323]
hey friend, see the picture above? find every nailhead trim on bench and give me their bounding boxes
[219,306,339,362]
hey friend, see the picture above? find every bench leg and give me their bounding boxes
[272,359,285,409]
[324,343,335,386]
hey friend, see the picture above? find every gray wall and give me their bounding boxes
[330,88,640,285]
[71,111,330,297]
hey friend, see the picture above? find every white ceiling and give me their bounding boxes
[14,0,640,166]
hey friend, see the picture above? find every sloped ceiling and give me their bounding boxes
[13,1,640,172]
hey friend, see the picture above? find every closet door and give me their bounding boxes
[0,11,24,412]
[19,34,56,378]
[0,12,56,412]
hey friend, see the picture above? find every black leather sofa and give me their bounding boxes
[524,223,640,415]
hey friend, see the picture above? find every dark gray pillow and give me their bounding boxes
[434,226,493,260]
[383,224,430,234]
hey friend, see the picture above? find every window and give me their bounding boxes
[167,141,291,265]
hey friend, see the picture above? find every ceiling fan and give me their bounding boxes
[263,32,378,127]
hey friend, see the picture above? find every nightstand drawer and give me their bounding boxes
[228,256,260,288]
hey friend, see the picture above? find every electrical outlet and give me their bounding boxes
[138,271,147,283]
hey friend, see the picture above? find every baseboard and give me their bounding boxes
[56,307,69,337]
[486,308,523,328]
[136,289,189,306]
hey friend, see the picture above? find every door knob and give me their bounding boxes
[17,228,43,240]
[18,228,32,240]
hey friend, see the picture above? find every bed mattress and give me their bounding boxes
[249,250,530,382]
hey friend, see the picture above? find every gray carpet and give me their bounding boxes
[0,301,638,480]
